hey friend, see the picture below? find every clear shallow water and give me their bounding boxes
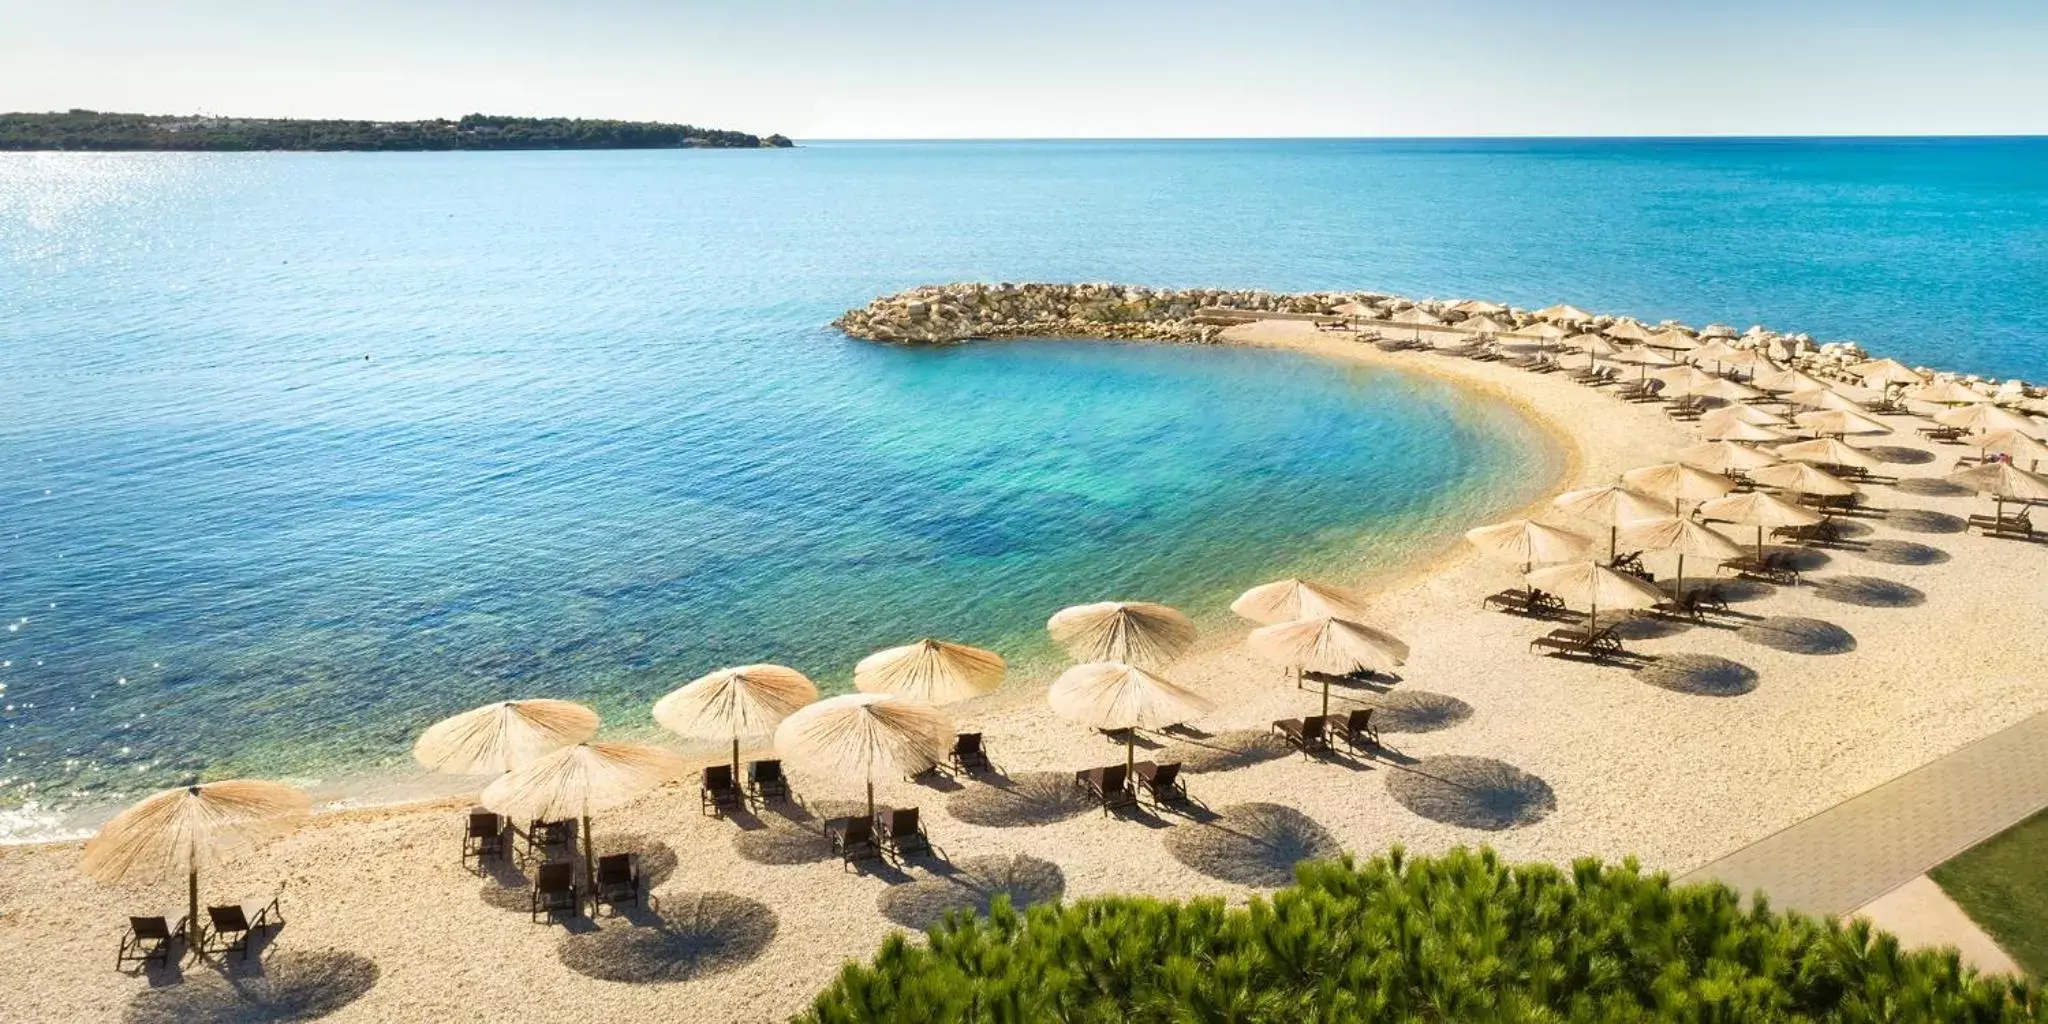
[3,138,2043,837]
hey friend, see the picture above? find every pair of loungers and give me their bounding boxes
[1482,587,1567,617]
[118,897,281,968]
[530,853,647,922]
[1073,761,1187,813]
[1271,709,1379,758]
[1530,624,1625,660]
[700,760,793,817]
[824,807,930,869]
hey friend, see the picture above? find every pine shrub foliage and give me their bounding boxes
[800,847,2046,1023]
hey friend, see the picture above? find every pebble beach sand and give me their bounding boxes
[4,316,2045,1023]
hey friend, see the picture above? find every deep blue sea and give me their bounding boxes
[3,138,2044,838]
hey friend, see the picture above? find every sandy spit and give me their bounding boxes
[3,319,2043,1023]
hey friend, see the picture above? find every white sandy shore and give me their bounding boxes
[4,318,2045,1023]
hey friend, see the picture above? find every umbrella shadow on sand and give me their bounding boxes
[1888,477,1972,497]
[1856,540,1951,566]
[1866,445,1936,466]
[1152,730,1293,774]
[1884,508,1969,534]
[731,800,867,865]
[1737,617,1856,656]
[877,854,1066,931]
[1362,691,1474,734]
[555,893,776,985]
[1162,803,1343,887]
[1385,756,1557,831]
[124,949,379,1024]
[1634,654,1761,696]
[946,771,1098,828]
[1811,574,1927,608]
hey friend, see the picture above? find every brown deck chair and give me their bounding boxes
[700,764,745,817]
[1339,709,1379,754]
[824,814,883,869]
[117,915,182,969]
[524,817,576,865]
[594,853,643,912]
[1075,763,1136,814]
[531,861,579,922]
[462,809,507,866]
[1133,761,1187,808]
[746,759,791,804]
[201,896,281,961]
[949,732,993,773]
[1272,715,1330,757]
[877,807,931,861]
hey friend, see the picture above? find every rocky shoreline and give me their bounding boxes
[834,282,2041,397]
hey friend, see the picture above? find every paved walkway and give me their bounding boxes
[1681,711,2048,917]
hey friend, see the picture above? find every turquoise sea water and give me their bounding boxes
[3,138,2044,837]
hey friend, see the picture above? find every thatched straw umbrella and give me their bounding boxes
[1048,662,1212,774]
[854,638,1006,705]
[1752,366,1829,394]
[1247,617,1408,716]
[774,693,951,818]
[1794,408,1891,437]
[1621,462,1737,515]
[483,741,686,892]
[1935,402,2042,435]
[1516,321,1570,341]
[1451,299,1507,316]
[1647,330,1699,352]
[1962,429,2048,471]
[1611,343,1678,382]
[1946,462,2048,524]
[82,780,310,950]
[1614,516,1743,600]
[654,665,817,779]
[1534,303,1593,323]
[1551,485,1667,557]
[1700,403,1787,429]
[1463,314,1513,335]
[1702,419,1788,444]
[1046,602,1196,671]
[1563,333,1619,369]
[1463,519,1591,571]
[1854,358,1925,389]
[1522,563,1665,633]
[1230,577,1370,624]
[1697,491,1823,560]
[1748,461,1859,499]
[413,699,599,776]
[1603,320,1655,343]
[1773,436,1881,471]
[1678,440,1782,475]
[1786,385,1873,412]
[1905,379,1988,406]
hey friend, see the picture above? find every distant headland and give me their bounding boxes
[0,110,793,152]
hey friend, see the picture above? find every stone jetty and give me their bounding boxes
[835,282,2041,398]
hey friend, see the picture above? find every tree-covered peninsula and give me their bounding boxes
[0,111,793,151]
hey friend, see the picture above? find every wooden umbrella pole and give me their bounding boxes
[1675,553,1686,601]
[188,866,200,953]
[866,779,875,822]
[1124,736,1134,777]
[1321,677,1331,718]
[582,815,596,901]
[730,736,741,783]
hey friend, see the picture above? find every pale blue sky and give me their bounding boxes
[4,0,2044,137]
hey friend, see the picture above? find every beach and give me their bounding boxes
[5,314,2047,1023]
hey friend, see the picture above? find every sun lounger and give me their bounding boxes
[1917,425,1970,443]
[1074,763,1137,814]
[117,915,183,969]
[524,818,576,864]
[1968,511,2035,539]
[746,759,791,805]
[200,897,280,961]
[1529,625,1624,660]
[531,861,579,922]
[1772,519,1844,546]
[1608,551,1655,582]
[824,814,884,868]
[700,764,745,817]
[463,809,507,867]
[949,732,993,774]
[1132,761,1188,808]
[1722,552,1801,585]
[1271,715,1331,757]
[1482,587,1565,616]
[875,807,932,861]
[594,853,643,912]
[1337,709,1380,754]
